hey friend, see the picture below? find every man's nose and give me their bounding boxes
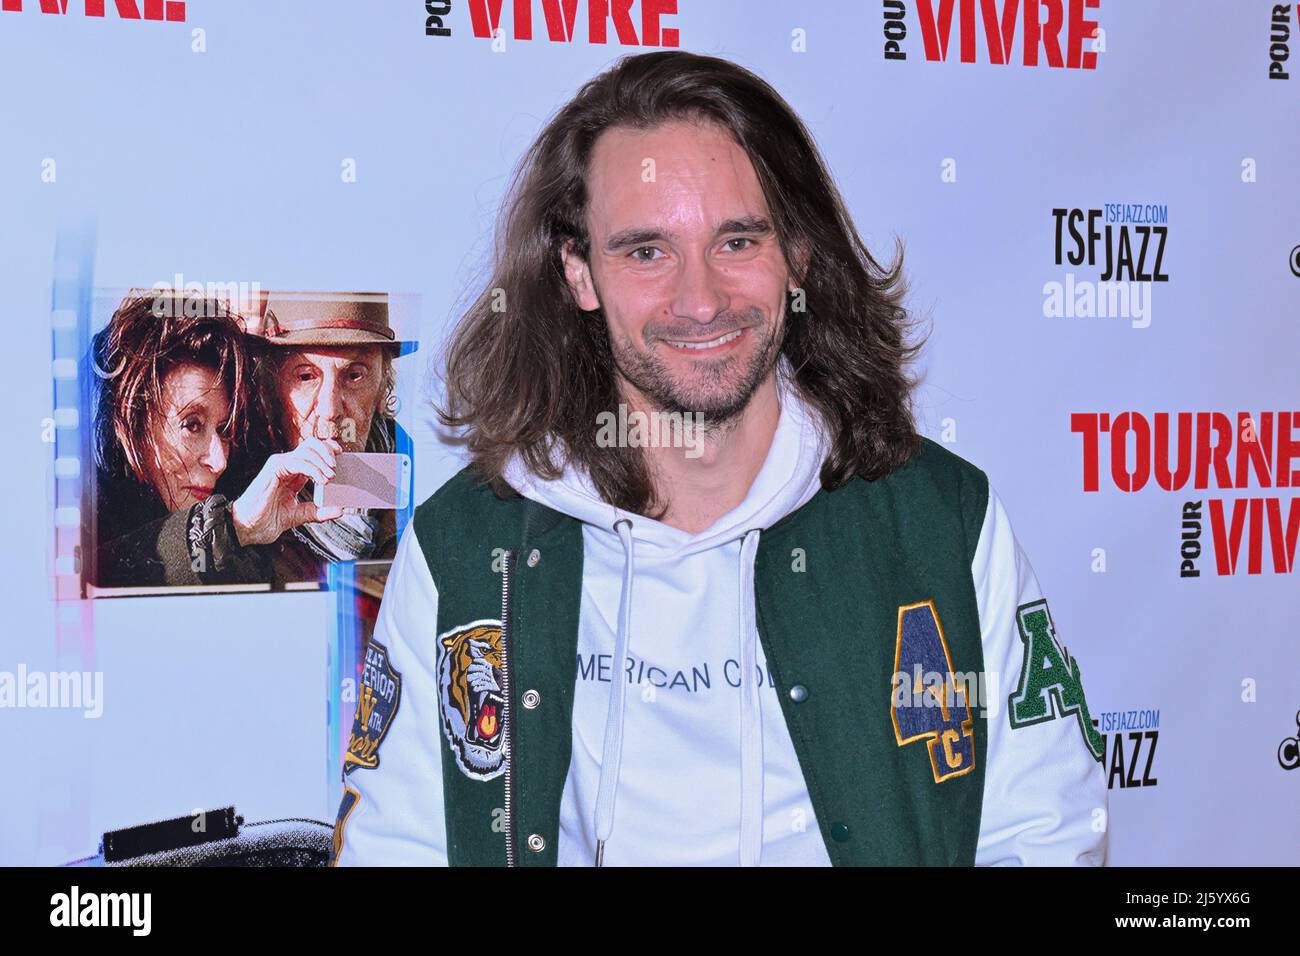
[314,373,342,437]
[671,252,730,324]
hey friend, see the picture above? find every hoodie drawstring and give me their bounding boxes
[592,521,767,867]
[737,529,764,866]
[593,518,636,866]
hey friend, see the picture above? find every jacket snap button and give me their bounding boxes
[789,684,809,703]
[526,548,541,568]
[831,822,851,843]
[522,689,541,709]
[527,833,546,852]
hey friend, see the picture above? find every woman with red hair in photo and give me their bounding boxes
[88,291,344,587]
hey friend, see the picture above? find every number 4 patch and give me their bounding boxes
[891,600,976,783]
[1008,599,1105,762]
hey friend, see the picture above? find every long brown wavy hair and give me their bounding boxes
[440,50,928,515]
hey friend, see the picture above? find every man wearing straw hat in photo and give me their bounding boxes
[234,291,417,584]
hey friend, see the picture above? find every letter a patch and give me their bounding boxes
[1008,599,1105,761]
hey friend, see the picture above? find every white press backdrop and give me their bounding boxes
[0,0,1296,865]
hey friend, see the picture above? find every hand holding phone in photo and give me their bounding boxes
[313,452,411,510]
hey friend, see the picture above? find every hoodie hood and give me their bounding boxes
[501,366,828,552]
[501,367,830,867]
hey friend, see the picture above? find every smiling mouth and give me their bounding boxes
[664,328,746,351]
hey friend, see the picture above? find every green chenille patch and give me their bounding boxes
[1008,599,1105,762]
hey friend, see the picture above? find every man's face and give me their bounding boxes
[563,119,795,422]
[275,345,383,451]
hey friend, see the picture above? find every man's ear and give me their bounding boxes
[561,239,601,312]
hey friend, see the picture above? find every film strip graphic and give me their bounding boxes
[43,224,100,864]
[328,561,365,814]
[46,245,420,831]
[50,225,96,654]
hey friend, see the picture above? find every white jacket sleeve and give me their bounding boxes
[973,483,1109,866]
[332,522,449,866]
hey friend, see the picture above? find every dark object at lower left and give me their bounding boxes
[67,808,333,867]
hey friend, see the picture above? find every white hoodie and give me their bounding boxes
[334,374,1109,866]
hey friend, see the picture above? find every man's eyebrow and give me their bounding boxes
[603,216,774,253]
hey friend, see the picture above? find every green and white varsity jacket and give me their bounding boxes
[333,381,1108,866]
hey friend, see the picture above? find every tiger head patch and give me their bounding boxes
[436,619,508,781]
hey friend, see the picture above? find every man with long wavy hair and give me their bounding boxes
[334,51,1107,867]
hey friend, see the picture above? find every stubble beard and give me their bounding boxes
[609,313,785,435]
